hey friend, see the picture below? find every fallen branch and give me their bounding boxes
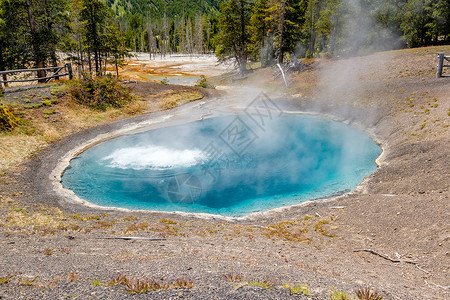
[415,264,430,274]
[354,249,431,274]
[425,280,450,290]
[354,249,401,263]
[251,225,275,230]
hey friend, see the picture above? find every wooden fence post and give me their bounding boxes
[67,63,73,80]
[436,52,444,78]
[1,74,7,88]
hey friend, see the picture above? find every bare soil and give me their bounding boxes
[0,46,449,299]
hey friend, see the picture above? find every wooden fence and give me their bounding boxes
[436,53,450,78]
[0,63,73,93]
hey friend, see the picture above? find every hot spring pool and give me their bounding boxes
[62,114,381,217]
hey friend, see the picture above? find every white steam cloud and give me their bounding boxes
[102,145,206,170]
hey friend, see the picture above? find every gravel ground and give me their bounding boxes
[0,46,449,299]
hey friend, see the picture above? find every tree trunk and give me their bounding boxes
[25,0,45,82]
[44,0,59,80]
[88,52,92,74]
[278,1,286,64]
[89,5,100,75]
[77,18,84,73]
[239,0,247,73]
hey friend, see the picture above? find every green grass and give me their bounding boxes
[284,283,311,296]
[91,278,102,286]
[0,274,16,284]
[329,289,352,300]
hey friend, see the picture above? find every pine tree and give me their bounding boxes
[215,0,252,73]
[250,0,270,65]
[81,0,109,75]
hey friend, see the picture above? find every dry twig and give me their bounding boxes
[353,248,429,273]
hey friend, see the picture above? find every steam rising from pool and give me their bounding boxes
[62,114,381,217]
[103,146,206,170]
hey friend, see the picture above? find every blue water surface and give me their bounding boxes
[62,114,381,217]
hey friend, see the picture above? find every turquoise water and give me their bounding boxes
[62,114,381,217]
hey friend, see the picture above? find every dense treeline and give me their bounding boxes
[215,0,450,72]
[0,0,128,77]
[106,0,222,55]
[0,0,220,78]
[0,0,449,77]
[123,13,219,55]
[106,0,222,20]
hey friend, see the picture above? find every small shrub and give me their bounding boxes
[67,75,133,110]
[123,278,160,294]
[70,213,103,221]
[243,280,274,289]
[67,272,80,282]
[18,276,38,286]
[314,220,336,237]
[109,274,193,294]
[194,75,215,89]
[263,221,310,242]
[92,221,113,229]
[43,248,54,255]
[355,287,383,300]
[172,278,194,289]
[42,100,52,106]
[223,273,243,282]
[285,284,311,296]
[329,289,352,300]
[0,104,19,131]
[91,278,102,286]
[0,273,16,284]
[108,274,130,286]
[158,218,177,224]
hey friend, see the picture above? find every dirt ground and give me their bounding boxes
[0,46,449,299]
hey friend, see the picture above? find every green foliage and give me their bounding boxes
[91,278,102,286]
[215,0,252,73]
[108,0,222,20]
[0,273,16,284]
[245,280,274,289]
[0,104,19,131]
[67,75,133,110]
[0,0,68,72]
[172,278,194,289]
[194,75,215,88]
[215,0,449,64]
[329,289,352,300]
[158,218,177,224]
[18,276,38,286]
[284,283,311,296]
[42,100,52,107]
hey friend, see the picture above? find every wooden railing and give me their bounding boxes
[436,53,450,78]
[0,63,73,92]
